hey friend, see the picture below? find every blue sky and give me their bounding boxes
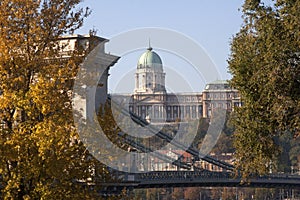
[78,0,246,93]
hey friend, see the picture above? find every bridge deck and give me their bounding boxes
[98,170,300,189]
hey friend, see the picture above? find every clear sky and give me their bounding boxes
[77,0,246,93]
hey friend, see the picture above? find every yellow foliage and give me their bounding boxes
[0,0,117,199]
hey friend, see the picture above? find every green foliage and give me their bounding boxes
[229,0,300,178]
[189,112,235,154]
[290,137,300,168]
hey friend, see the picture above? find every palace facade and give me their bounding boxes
[123,46,241,123]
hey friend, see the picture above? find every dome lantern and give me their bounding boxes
[134,46,166,94]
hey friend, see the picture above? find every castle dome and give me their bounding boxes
[137,47,162,69]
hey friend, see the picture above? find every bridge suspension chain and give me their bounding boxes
[107,96,234,171]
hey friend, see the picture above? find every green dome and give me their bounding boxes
[137,47,162,68]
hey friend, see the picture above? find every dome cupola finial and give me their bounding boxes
[147,38,152,51]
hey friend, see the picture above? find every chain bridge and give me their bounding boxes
[96,96,300,195]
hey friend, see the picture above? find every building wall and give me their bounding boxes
[128,81,241,122]
[202,80,241,118]
[59,34,119,121]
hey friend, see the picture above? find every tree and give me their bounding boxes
[228,0,300,178]
[212,112,235,154]
[289,137,300,172]
[0,0,120,199]
[183,187,211,200]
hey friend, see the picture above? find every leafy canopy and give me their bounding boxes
[0,0,121,199]
[228,0,300,178]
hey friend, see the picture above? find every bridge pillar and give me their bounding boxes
[128,148,138,172]
[130,153,138,172]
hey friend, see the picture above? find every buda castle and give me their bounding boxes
[121,46,242,123]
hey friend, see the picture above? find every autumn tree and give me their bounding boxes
[228,0,300,178]
[0,0,120,199]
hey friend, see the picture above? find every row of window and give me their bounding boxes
[167,96,202,102]
[205,92,239,99]
[130,105,203,120]
[208,102,231,109]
